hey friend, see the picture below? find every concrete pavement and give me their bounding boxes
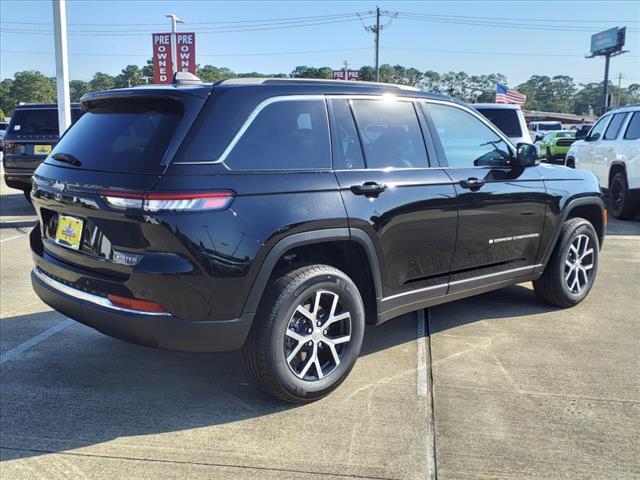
[0,170,638,479]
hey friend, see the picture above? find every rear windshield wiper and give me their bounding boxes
[51,152,82,167]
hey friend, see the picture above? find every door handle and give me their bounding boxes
[459,177,485,191]
[350,181,386,196]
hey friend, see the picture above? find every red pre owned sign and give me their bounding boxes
[152,33,173,84]
[176,32,196,75]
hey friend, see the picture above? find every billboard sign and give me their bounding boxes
[590,27,623,55]
[176,32,197,75]
[152,33,173,84]
[332,70,360,81]
[151,32,197,84]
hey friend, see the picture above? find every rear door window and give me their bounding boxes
[350,99,428,169]
[475,108,522,137]
[48,99,183,174]
[604,112,628,140]
[225,99,330,170]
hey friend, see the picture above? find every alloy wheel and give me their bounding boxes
[564,234,594,295]
[284,290,351,381]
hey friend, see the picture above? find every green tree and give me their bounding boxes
[0,78,14,115]
[290,65,332,79]
[90,72,116,91]
[115,65,146,88]
[197,65,235,82]
[69,80,91,102]
[8,71,56,105]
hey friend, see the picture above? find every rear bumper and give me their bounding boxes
[31,267,254,352]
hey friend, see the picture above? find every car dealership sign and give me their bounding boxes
[332,70,360,81]
[152,32,197,84]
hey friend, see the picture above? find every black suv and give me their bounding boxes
[29,77,605,402]
[3,103,82,200]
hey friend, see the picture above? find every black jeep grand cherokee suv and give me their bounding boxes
[30,76,605,402]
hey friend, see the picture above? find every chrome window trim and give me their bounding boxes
[175,94,435,166]
[33,267,171,317]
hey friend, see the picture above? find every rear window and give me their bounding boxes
[49,99,182,174]
[475,108,522,137]
[9,108,81,135]
[541,123,562,131]
[556,132,574,138]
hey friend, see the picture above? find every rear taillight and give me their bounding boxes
[102,191,234,212]
[2,142,21,154]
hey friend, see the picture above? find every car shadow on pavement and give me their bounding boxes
[0,193,35,219]
[0,285,560,464]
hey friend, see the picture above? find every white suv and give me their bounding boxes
[566,105,640,219]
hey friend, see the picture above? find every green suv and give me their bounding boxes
[535,130,576,164]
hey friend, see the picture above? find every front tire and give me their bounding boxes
[609,171,637,220]
[243,264,365,403]
[533,218,599,308]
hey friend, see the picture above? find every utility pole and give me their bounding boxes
[374,7,380,82]
[165,13,183,76]
[602,52,611,112]
[615,73,623,107]
[360,7,396,83]
[343,60,350,72]
[52,0,71,135]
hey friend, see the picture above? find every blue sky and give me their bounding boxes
[1,0,639,87]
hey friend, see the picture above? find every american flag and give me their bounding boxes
[495,84,527,106]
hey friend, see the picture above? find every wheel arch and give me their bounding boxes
[539,196,605,270]
[241,228,383,324]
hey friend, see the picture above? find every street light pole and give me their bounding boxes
[165,13,183,76]
[52,0,71,135]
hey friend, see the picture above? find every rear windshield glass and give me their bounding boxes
[49,99,183,174]
[9,108,81,135]
[540,123,562,131]
[556,132,574,138]
[475,108,522,137]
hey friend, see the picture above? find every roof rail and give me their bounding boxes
[216,77,421,91]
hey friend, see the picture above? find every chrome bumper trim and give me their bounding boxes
[33,267,171,316]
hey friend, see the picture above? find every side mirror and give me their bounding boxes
[585,132,600,142]
[534,133,544,142]
[515,143,538,167]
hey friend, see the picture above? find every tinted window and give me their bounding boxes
[556,131,574,138]
[588,116,609,141]
[541,123,562,131]
[9,108,81,134]
[604,113,628,140]
[475,108,522,137]
[425,103,512,168]
[350,100,428,169]
[624,112,640,140]
[225,99,330,170]
[49,99,182,174]
[328,100,365,170]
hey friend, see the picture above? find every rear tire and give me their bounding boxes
[608,171,637,220]
[533,218,599,308]
[243,264,365,403]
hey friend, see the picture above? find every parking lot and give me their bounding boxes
[0,170,638,480]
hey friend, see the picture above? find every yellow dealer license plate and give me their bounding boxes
[34,145,52,155]
[55,215,83,250]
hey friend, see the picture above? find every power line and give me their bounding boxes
[0,12,369,27]
[396,12,640,33]
[0,14,374,36]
